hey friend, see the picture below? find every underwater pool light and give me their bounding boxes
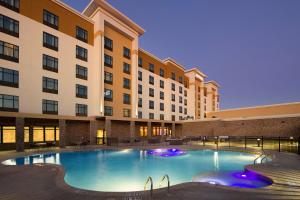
[147,148,186,157]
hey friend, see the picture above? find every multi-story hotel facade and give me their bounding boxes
[0,0,219,151]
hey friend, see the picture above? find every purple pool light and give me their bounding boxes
[147,148,186,157]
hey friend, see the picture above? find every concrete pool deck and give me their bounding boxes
[0,145,299,200]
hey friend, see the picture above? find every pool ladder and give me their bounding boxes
[253,151,269,164]
[144,174,170,197]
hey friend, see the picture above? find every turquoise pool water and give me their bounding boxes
[2,149,267,192]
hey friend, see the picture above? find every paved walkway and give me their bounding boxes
[0,145,299,200]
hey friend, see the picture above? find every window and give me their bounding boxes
[76,104,87,116]
[123,109,131,117]
[160,114,164,120]
[184,108,187,115]
[138,111,142,118]
[149,88,154,97]
[149,75,154,85]
[184,99,187,106]
[204,88,207,96]
[171,104,175,112]
[0,14,19,37]
[43,77,58,94]
[104,71,113,84]
[160,103,164,111]
[138,57,142,67]
[76,84,87,99]
[149,100,154,109]
[0,0,20,12]
[179,86,183,94]
[123,47,130,59]
[0,67,18,87]
[160,80,164,89]
[149,63,154,72]
[198,87,201,92]
[149,113,154,119]
[160,91,164,100]
[104,37,113,50]
[43,54,58,72]
[172,115,175,121]
[43,32,58,51]
[171,94,175,102]
[42,99,58,115]
[184,90,187,97]
[179,96,183,103]
[179,76,183,83]
[179,106,183,113]
[1,126,16,143]
[171,72,175,80]
[123,62,130,74]
[104,54,113,67]
[0,40,19,62]
[123,93,130,104]
[75,65,88,80]
[138,98,142,107]
[0,94,18,112]
[76,26,88,42]
[76,45,87,61]
[171,83,175,91]
[138,84,142,94]
[159,68,164,77]
[43,10,58,29]
[123,78,130,89]
[104,106,113,116]
[138,71,142,81]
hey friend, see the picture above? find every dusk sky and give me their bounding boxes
[63,0,300,109]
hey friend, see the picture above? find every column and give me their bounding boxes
[161,122,165,136]
[16,118,24,152]
[29,126,34,146]
[147,121,152,138]
[89,120,98,145]
[130,121,135,143]
[59,119,66,148]
[105,119,112,137]
[172,123,176,138]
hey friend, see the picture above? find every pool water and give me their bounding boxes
[2,149,271,192]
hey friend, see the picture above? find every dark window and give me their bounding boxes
[123,109,131,117]
[76,65,87,80]
[171,83,175,91]
[123,78,130,89]
[159,68,164,77]
[123,93,130,104]
[104,106,113,116]
[149,88,154,97]
[149,100,154,109]
[171,94,175,102]
[171,104,175,112]
[76,104,87,116]
[179,106,183,113]
[104,71,113,84]
[184,99,187,106]
[42,99,58,115]
[138,71,142,81]
[179,96,183,103]
[184,90,187,97]
[179,76,183,83]
[149,63,154,72]
[184,108,187,115]
[149,113,154,119]
[160,80,164,89]
[0,40,19,62]
[43,10,58,29]
[104,54,113,67]
[76,84,87,99]
[43,32,58,51]
[149,75,154,85]
[160,103,164,111]
[123,47,130,59]
[160,114,164,120]
[43,77,58,94]
[0,67,18,87]
[160,91,164,100]
[0,94,18,112]
[138,98,142,107]
[0,0,20,12]
[0,14,19,37]
[171,72,175,80]
[138,84,142,94]
[179,86,183,94]
[43,54,58,72]
[138,111,142,118]
[76,45,87,61]
[104,37,113,51]
[104,89,113,101]
[123,62,130,74]
[204,88,207,96]
[172,115,175,121]
[76,26,88,43]
[138,57,142,67]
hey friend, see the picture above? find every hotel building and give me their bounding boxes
[0,0,219,151]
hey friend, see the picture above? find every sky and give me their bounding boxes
[62,0,300,109]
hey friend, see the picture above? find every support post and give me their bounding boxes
[244,136,247,149]
[59,119,66,148]
[279,137,281,152]
[105,119,112,137]
[16,118,25,152]
[29,126,34,147]
[130,121,135,143]
[171,123,176,138]
[89,120,98,145]
[147,121,152,138]
[261,136,264,150]
[228,136,231,148]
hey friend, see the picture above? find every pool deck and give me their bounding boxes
[0,145,299,200]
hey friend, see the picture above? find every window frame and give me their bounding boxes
[42,99,58,115]
[0,14,19,37]
[43,32,58,51]
[76,26,88,43]
[76,65,88,80]
[43,10,58,30]
[76,103,87,116]
[42,76,58,94]
[76,45,88,61]
[0,40,19,62]
[0,67,18,88]
[76,84,88,99]
[43,54,58,73]
[0,94,18,112]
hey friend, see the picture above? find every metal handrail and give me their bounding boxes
[261,155,268,163]
[253,154,264,164]
[159,174,170,192]
[144,176,153,196]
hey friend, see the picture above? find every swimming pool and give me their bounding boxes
[2,149,272,192]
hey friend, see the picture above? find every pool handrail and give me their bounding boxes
[253,154,264,164]
[144,176,153,196]
[159,174,170,192]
